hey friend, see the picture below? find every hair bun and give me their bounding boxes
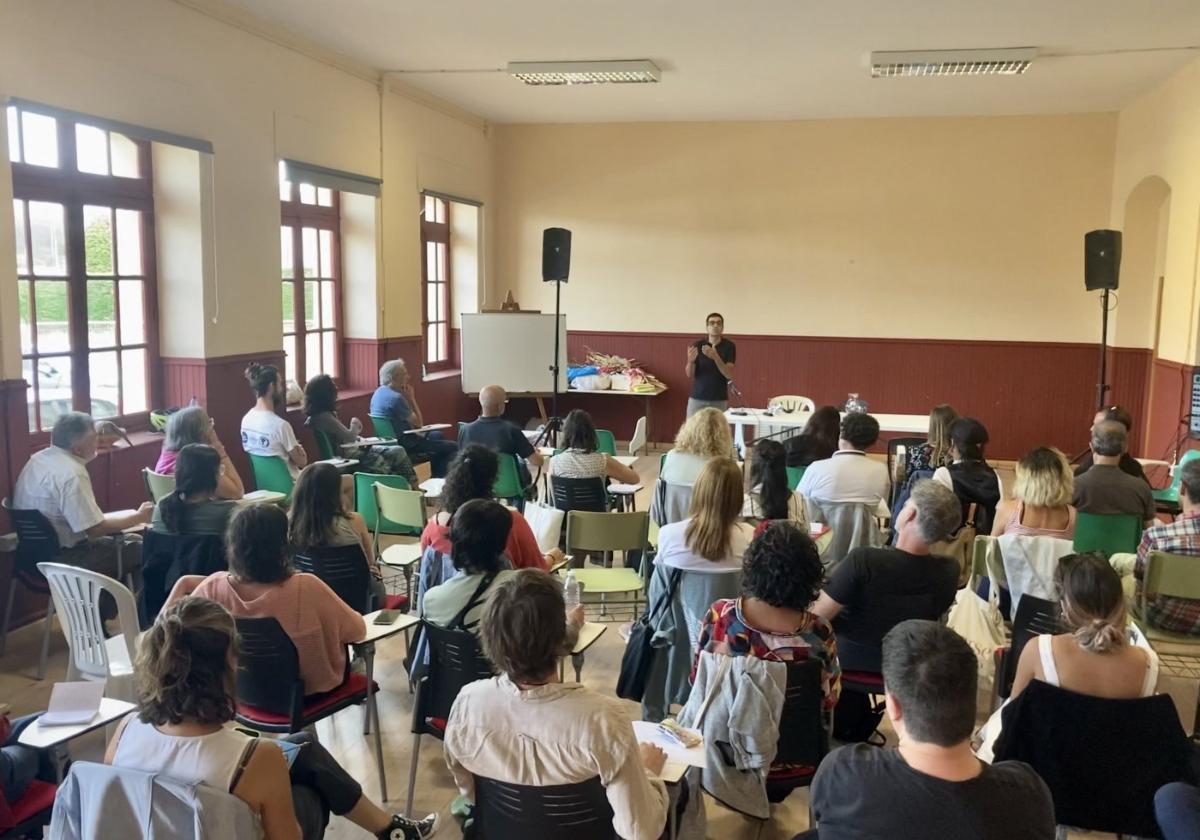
[244,363,261,382]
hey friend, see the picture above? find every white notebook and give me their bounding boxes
[39,680,106,727]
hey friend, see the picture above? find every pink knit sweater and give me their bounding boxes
[194,572,366,695]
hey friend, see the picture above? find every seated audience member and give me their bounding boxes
[742,438,806,524]
[1012,552,1157,701]
[796,413,889,507]
[303,373,417,485]
[420,446,561,589]
[151,444,238,536]
[370,359,457,478]
[1136,458,1200,635]
[444,569,670,840]
[1072,420,1156,526]
[932,416,1002,534]
[288,462,384,610]
[1,709,62,811]
[1156,782,1200,840]
[660,407,735,485]
[657,458,755,572]
[992,446,1076,539]
[806,620,1055,840]
[107,597,436,840]
[155,405,245,500]
[548,409,640,485]
[904,404,958,484]
[240,363,307,479]
[812,480,961,672]
[1075,404,1150,484]
[165,504,365,696]
[459,385,543,483]
[13,412,151,595]
[784,405,840,469]
[697,521,840,711]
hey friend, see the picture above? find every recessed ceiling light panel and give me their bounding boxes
[508,60,661,86]
[870,48,1036,77]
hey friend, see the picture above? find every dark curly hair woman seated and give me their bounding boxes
[694,521,842,711]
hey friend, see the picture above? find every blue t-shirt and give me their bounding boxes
[370,386,413,431]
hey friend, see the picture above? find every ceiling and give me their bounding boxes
[221,0,1200,123]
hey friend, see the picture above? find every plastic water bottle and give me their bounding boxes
[563,570,580,611]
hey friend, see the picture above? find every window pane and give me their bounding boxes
[320,281,334,330]
[306,331,320,377]
[299,183,316,205]
[13,200,27,274]
[319,229,333,278]
[34,356,72,431]
[21,111,58,168]
[17,281,32,354]
[280,227,294,279]
[28,201,67,275]
[119,280,145,345]
[304,280,317,329]
[282,283,295,333]
[110,132,138,178]
[89,350,119,419]
[437,242,448,282]
[426,284,437,323]
[436,323,446,362]
[301,228,318,277]
[111,209,141,276]
[322,331,336,377]
[23,358,36,431]
[426,329,437,364]
[120,348,147,413]
[284,335,296,385]
[425,241,437,283]
[75,124,109,175]
[34,281,69,352]
[317,187,333,207]
[87,281,116,347]
[437,282,448,322]
[83,205,113,275]
[6,107,20,162]
[424,195,435,219]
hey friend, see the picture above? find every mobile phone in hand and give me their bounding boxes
[373,609,401,625]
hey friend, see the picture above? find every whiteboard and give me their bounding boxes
[460,313,568,395]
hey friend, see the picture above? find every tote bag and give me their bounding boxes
[616,568,682,701]
[523,501,565,554]
[946,581,1007,685]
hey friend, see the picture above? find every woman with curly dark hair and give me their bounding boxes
[303,374,417,484]
[695,521,841,710]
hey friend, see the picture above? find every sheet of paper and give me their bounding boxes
[632,720,707,770]
[39,681,106,727]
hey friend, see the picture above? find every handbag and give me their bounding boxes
[946,576,1007,686]
[523,501,565,554]
[615,567,682,701]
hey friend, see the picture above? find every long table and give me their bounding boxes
[725,408,928,451]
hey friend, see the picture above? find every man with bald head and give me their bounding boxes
[1072,419,1156,527]
[458,385,543,482]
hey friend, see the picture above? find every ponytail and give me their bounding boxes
[159,489,188,534]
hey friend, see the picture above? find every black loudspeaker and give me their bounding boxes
[1085,229,1121,291]
[542,228,571,283]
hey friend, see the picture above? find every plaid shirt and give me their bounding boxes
[1136,511,1200,635]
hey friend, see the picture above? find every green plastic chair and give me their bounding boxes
[786,466,806,492]
[563,510,650,617]
[595,430,617,456]
[312,428,337,460]
[355,472,419,539]
[369,414,396,439]
[1072,512,1142,556]
[492,454,528,506]
[142,468,176,503]
[1153,449,1200,508]
[1136,550,1200,643]
[248,454,295,501]
[373,482,428,603]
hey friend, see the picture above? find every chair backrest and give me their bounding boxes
[629,416,647,457]
[886,436,928,502]
[141,468,176,503]
[997,594,1063,700]
[369,414,396,439]
[472,775,615,840]
[354,472,416,535]
[138,530,226,628]
[3,499,59,586]
[550,476,608,514]
[768,395,815,414]
[565,510,649,554]
[373,482,427,532]
[38,562,138,681]
[492,454,525,501]
[1141,550,1200,616]
[414,621,494,735]
[248,454,295,499]
[233,615,305,724]
[594,429,617,456]
[311,427,336,460]
[773,658,830,769]
[1164,449,1200,497]
[1073,512,1142,556]
[292,543,373,613]
[785,466,805,492]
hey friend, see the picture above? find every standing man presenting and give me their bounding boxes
[684,312,736,418]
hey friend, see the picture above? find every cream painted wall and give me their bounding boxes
[340,191,380,340]
[1110,56,1200,365]
[152,145,212,359]
[491,115,1118,341]
[450,203,481,330]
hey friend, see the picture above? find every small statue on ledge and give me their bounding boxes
[500,290,521,312]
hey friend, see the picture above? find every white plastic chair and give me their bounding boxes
[37,562,139,700]
[629,416,648,456]
[768,395,815,414]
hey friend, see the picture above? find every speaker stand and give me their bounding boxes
[1095,287,1112,411]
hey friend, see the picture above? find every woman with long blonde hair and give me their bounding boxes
[904,404,958,483]
[656,458,752,571]
[660,407,735,486]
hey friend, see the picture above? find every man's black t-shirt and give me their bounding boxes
[811,745,1055,840]
[690,338,736,401]
[457,416,534,459]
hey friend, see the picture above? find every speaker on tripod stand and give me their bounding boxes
[541,228,571,447]
[1086,229,1121,412]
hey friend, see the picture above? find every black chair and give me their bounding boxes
[992,595,1064,705]
[472,776,616,840]
[764,659,830,807]
[886,436,927,508]
[1,499,58,680]
[406,620,494,816]
[550,476,609,514]
[138,530,225,627]
[292,543,408,615]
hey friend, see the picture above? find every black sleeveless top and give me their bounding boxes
[947,460,1001,534]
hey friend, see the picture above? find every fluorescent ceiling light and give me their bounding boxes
[870,48,1036,77]
[508,60,661,86]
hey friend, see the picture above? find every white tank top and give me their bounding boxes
[1037,633,1159,697]
[113,717,255,793]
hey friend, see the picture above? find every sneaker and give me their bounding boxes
[377,812,438,840]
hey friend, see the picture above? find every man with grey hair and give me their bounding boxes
[1136,457,1200,634]
[812,479,962,673]
[369,359,456,477]
[1072,419,1155,527]
[13,412,151,607]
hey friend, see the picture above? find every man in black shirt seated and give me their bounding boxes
[805,621,1055,840]
[812,479,961,672]
[458,385,543,485]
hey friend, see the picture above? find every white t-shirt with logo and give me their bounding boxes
[240,408,300,477]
